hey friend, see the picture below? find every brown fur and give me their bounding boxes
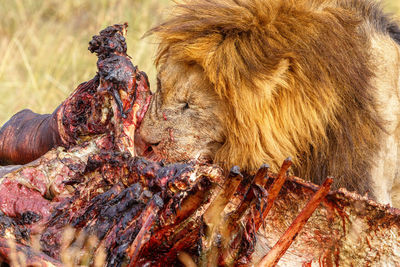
[140,0,400,200]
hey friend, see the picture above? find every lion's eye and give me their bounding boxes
[182,102,190,111]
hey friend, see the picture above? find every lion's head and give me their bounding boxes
[138,0,392,196]
[138,57,226,163]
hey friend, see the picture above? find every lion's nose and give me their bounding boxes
[134,131,159,155]
[136,139,161,159]
[134,127,162,155]
[145,142,160,155]
[145,142,160,154]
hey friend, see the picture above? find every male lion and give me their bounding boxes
[138,0,400,207]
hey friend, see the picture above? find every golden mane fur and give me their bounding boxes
[146,0,400,196]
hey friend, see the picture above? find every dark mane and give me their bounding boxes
[388,21,400,45]
[345,0,400,45]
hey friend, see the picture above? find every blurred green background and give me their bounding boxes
[0,0,399,125]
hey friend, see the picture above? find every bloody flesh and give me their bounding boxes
[0,24,151,165]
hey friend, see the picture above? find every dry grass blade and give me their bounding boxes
[0,237,62,267]
[200,166,243,267]
[178,251,198,267]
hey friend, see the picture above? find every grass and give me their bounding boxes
[0,0,170,125]
[0,0,399,125]
[3,227,107,266]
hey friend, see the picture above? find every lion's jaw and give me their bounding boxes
[137,60,226,164]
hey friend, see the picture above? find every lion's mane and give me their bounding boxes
[148,0,400,194]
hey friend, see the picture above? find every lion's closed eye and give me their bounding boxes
[182,102,190,111]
